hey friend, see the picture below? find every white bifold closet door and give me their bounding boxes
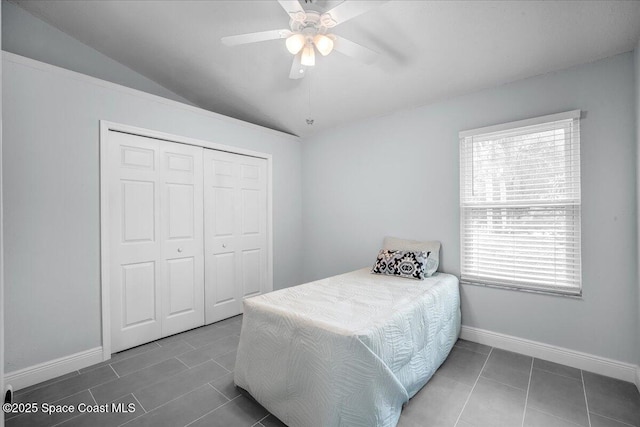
[204,150,268,324]
[108,131,204,352]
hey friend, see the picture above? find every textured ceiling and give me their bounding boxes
[13,0,640,137]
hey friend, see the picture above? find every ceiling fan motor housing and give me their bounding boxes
[290,10,336,35]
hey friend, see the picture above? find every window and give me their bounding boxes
[459,110,581,295]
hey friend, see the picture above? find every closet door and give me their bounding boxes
[160,143,204,336]
[108,132,162,352]
[108,131,204,352]
[204,150,267,324]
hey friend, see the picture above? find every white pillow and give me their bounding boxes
[383,237,440,277]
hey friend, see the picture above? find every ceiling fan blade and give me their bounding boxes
[277,0,305,19]
[289,52,306,79]
[332,35,378,64]
[323,1,387,26]
[221,29,291,46]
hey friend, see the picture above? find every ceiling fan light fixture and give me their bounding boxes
[301,45,315,66]
[286,33,306,54]
[313,34,334,56]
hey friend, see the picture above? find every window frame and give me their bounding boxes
[459,110,582,297]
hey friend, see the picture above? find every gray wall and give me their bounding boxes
[302,52,638,364]
[2,55,302,372]
[1,1,194,107]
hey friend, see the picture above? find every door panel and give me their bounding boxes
[204,150,267,324]
[122,262,156,327]
[160,143,204,336]
[122,180,155,243]
[238,156,268,306]
[109,132,162,352]
[167,184,194,240]
[205,252,238,320]
[240,164,259,180]
[241,189,260,234]
[242,249,261,297]
[167,257,196,316]
[214,188,235,236]
[213,159,234,180]
[121,145,155,170]
[166,152,193,172]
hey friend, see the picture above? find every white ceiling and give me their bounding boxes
[13,0,640,137]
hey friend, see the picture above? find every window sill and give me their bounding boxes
[460,280,582,299]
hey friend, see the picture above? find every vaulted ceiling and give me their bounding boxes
[13,0,640,137]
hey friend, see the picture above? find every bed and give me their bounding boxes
[234,267,460,427]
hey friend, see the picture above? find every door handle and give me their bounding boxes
[222,244,227,248]
[177,247,183,253]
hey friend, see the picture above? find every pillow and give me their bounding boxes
[371,249,430,280]
[383,237,441,277]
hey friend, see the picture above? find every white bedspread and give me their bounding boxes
[234,268,461,427]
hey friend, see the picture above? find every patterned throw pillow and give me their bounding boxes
[371,249,431,280]
[382,237,441,277]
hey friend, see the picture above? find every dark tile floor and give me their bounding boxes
[5,315,640,427]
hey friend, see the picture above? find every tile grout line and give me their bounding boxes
[184,394,242,427]
[521,358,534,427]
[211,358,233,373]
[109,364,121,378]
[179,319,239,343]
[183,332,239,352]
[477,375,529,392]
[453,343,491,357]
[580,370,592,427]
[119,410,145,427]
[531,407,591,427]
[475,357,531,393]
[131,392,147,413]
[175,356,191,369]
[185,356,231,373]
[532,366,583,382]
[256,413,271,424]
[587,412,637,427]
[453,347,494,427]
[88,388,98,405]
[208,380,235,399]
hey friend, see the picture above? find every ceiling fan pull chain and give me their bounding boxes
[307,75,314,126]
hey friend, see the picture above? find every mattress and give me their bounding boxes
[234,268,461,427]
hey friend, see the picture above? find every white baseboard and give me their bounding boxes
[4,347,103,391]
[461,326,639,386]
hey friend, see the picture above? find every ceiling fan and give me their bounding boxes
[221,0,384,79]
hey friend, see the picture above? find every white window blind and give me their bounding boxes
[459,110,581,295]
